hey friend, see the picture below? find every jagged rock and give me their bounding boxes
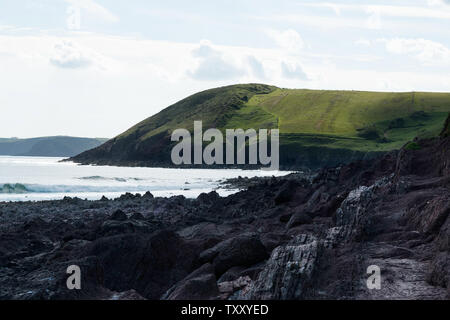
[166,274,219,300]
[440,113,449,138]
[1,129,449,300]
[108,289,146,300]
[240,234,319,300]
[100,219,152,235]
[274,180,299,205]
[427,252,449,289]
[109,209,127,221]
[199,233,268,275]
[117,193,139,201]
[82,230,200,299]
[405,195,450,234]
[218,276,251,299]
[142,191,154,199]
[279,212,292,222]
[335,177,390,241]
[162,263,217,300]
[286,212,312,229]
[130,212,145,220]
[197,191,220,204]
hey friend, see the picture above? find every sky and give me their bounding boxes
[1,0,450,138]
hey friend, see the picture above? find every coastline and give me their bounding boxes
[1,133,448,300]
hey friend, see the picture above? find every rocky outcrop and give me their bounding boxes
[239,234,319,300]
[0,131,449,300]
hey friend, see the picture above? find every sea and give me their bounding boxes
[0,156,290,202]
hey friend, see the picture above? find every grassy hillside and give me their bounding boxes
[0,136,108,157]
[71,84,450,169]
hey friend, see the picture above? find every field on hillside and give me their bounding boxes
[232,88,450,152]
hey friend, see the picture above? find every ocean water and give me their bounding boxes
[0,156,290,202]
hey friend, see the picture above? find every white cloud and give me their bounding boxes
[50,40,91,68]
[366,4,450,19]
[428,0,450,7]
[381,38,450,66]
[300,3,450,20]
[281,62,308,80]
[247,56,266,79]
[187,41,244,81]
[64,0,119,23]
[0,31,449,138]
[266,29,304,53]
[49,40,109,69]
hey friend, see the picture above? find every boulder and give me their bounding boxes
[199,233,268,275]
[82,230,200,299]
[274,180,297,205]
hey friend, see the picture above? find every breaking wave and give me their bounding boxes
[0,183,159,194]
[77,176,144,182]
[0,183,30,194]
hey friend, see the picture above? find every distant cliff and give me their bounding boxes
[0,136,108,157]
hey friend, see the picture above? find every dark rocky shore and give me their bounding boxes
[1,131,449,300]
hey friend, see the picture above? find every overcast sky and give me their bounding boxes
[1,0,450,138]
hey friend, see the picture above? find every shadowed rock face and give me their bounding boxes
[441,113,450,138]
[0,131,449,300]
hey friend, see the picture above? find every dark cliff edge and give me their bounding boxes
[0,114,448,300]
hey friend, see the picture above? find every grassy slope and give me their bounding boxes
[236,88,450,152]
[119,84,276,141]
[72,84,450,169]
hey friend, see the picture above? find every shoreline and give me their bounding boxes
[0,172,299,204]
[1,134,448,300]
